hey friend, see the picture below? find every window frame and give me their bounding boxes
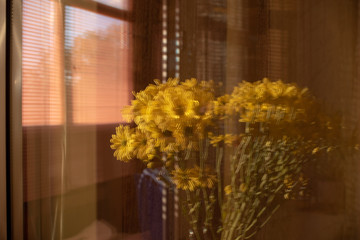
[0,0,8,238]
[6,0,23,239]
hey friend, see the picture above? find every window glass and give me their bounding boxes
[20,0,360,239]
[94,0,132,10]
[65,6,133,124]
[22,0,64,126]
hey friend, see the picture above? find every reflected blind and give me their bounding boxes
[22,0,133,201]
[65,6,133,124]
[23,1,133,126]
[22,0,64,126]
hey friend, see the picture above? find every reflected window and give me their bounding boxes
[22,0,64,126]
[65,7,133,124]
[23,0,133,126]
[94,0,132,11]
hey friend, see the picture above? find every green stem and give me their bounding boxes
[199,138,204,168]
[216,146,223,212]
[186,190,201,240]
[201,188,217,240]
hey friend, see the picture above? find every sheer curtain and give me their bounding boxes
[20,0,360,239]
[178,0,360,239]
[224,0,360,239]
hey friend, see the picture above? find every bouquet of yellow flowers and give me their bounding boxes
[111,78,351,240]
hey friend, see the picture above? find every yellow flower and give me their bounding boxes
[212,94,231,118]
[240,183,247,192]
[298,173,309,187]
[208,132,225,146]
[254,83,267,100]
[284,193,290,199]
[224,134,237,146]
[130,89,157,127]
[147,161,163,169]
[110,125,134,162]
[326,147,333,153]
[209,133,237,147]
[283,85,298,98]
[284,175,294,189]
[147,126,181,153]
[267,80,285,99]
[155,78,180,90]
[181,78,198,88]
[226,78,315,124]
[190,165,217,189]
[131,78,214,143]
[224,185,232,195]
[312,147,319,154]
[172,167,198,191]
[131,129,156,161]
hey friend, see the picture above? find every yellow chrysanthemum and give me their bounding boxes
[239,183,247,193]
[155,87,197,125]
[126,79,214,147]
[146,126,182,153]
[110,125,134,162]
[312,147,320,154]
[226,78,316,124]
[181,78,198,88]
[208,133,236,147]
[224,185,232,195]
[212,94,231,118]
[208,132,224,146]
[126,82,162,127]
[131,129,156,161]
[224,134,237,146]
[172,167,198,191]
[190,165,217,189]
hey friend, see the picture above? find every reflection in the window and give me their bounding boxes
[95,0,132,11]
[22,0,64,126]
[65,6,133,124]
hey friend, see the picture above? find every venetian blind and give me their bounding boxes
[23,0,133,126]
[65,6,133,125]
[22,0,134,201]
[22,0,64,126]
[22,0,65,203]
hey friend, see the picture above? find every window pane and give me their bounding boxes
[22,0,137,239]
[65,6,133,124]
[19,0,360,239]
[22,0,64,126]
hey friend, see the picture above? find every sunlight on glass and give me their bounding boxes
[22,0,64,126]
[95,0,132,11]
[65,6,133,124]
